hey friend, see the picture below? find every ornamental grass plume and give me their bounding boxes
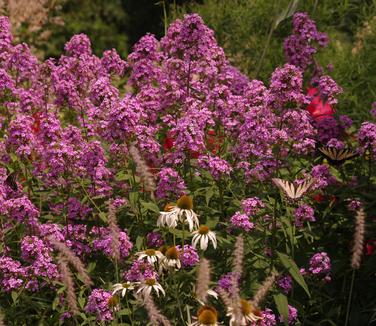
[49,237,93,287]
[351,208,366,269]
[217,287,232,308]
[58,255,79,315]
[251,271,278,308]
[196,258,211,304]
[230,235,244,325]
[129,144,156,196]
[143,295,172,326]
[108,202,121,261]
[233,235,244,277]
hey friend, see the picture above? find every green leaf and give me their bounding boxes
[87,262,96,273]
[118,308,131,316]
[277,251,310,297]
[78,296,85,309]
[274,0,299,29]
[205,187,215,205]
[273,293,289,326]
[115,171,133,182]
[129,192,139,209]
[136,235,144,250]
[140,200,160,214]
[11,291,19,304]
[206,215,219,229]
[52,296,59,310]
[9,153,18,162]
[98,212,108,223]
[168,228,185,239]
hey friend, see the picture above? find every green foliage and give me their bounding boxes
[43,0,128,58]
[171,0,376,123]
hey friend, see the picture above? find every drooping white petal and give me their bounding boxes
[145,285,152,298]
[209,232,217,249]
[192,233,200,249]
[200,234,208,251]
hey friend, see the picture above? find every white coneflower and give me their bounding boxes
[157,203,178,229]
[190,305,219,326]
[161,246,181,270]
[207,289,218,300]
[137,278,165,299]
[107,295,120,312]
[227,299,263,325]
[192,225,217,251]
[136,248,165,265]
[158,196,199,231]
[112,281,138,298]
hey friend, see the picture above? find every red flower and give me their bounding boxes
[31,112,42,134]
[206,129,223,155]
[306,87,335,122]
[313,193,325,203]
[163,133,174,151]
[365,240,376,256]
[162,129,223,158]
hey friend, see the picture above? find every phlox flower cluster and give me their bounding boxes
[284,12,329,70]
[176,244,199,268]
[300,252,332,283]
[279,305,298,325]
[85,289,116,322]
[156,167,186,200]
[277,275,293,294]
[230,212,255,232]
[230,197,264,232]
[294,204,315,228]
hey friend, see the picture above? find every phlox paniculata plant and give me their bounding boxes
[0,11,375,326]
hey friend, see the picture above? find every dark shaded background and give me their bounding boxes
[43,0,194,58]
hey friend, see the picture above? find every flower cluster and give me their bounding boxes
[230,212,255,232]
[284,12,329,70]
[294,204,315,228]
[301,252,332,282]
[85,289,116,322]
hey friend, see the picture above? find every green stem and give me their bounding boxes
[344,269,356,326]
[312,0,319,15]
[162,0,168,35]
[78,179,102,213]
[125,293,135,326]
[173,273,185,324]
[217,180,225,219]
[368,150,372,188]
[114,259,119,283]
[255,19,275,78]
[270,198,278,271]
